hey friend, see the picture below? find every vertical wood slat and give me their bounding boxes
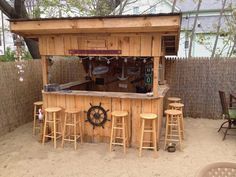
[141,35,152,56]
[152,34,161,56]
[153,56,160,97]
[41,56,48,85]
[64,35,71,55]
[48,36,55,55]
[54,36,65,55]
[131,99,142,146]
[129,36,141,56]
[119,36,130,56]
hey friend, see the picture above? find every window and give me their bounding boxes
[133,7,139,14]
[150,5,156,14]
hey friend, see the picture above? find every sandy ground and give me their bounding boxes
[0,118,236,177]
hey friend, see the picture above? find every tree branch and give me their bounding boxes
[0,0,17,18]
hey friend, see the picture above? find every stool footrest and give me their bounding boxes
[111,142,124,146]
[141,146,155,149]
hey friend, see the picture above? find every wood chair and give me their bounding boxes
[164,109,183,151]
[139,113,158,157]
[33,101,43,135]
[42,107,62,148]
[61,108,83,150]
[169,103,185,139]
[110,111,129,154]
[218,91,236,140]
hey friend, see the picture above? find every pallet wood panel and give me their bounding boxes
[42,92,163,147]
[39,33,162,57]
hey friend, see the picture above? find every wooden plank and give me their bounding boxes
[41,56,48,85]
[54,36,65,55]
[70,35,78,52]
[107,36,118,50]
[47,36,55,55]
[118,36,130,56]
[129,36,141,56]
[121,99,132,146]
[83,96,94,142]
[10,15,181,35]
[65,95,75,109]
[153,56,160,97]
[152,34,161,56]
[141,99,153,146]
[63,35,71,55]
[131,99,142,147]
[141,35,152,56]
[100,97,112,143]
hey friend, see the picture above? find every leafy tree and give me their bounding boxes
[0,0,40,59]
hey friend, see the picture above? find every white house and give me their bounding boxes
[115,0,236,57]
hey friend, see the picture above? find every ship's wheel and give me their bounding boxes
[85,102,110,129]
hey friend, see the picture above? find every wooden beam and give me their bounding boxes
[41,55,48,85]
[153,57,160,97]
[10,15,181,36]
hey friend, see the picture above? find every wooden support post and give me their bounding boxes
[153,56,160,97]
[41,55,48,85]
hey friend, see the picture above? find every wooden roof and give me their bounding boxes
[9,13,181,36]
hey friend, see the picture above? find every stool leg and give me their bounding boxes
[126,118,129,147]
[62,112,67,148]
[42,112,48,145]
[109,116,115,152]
[53,112,57,149]
[177,115,182,151]
[153,119,157,157]
[33,105,37,135]
[73,114,77,150]
[139,119,145,157]
[79,116,83,144]
[164,114,169,150]
[122,117,126,154]
[180,108,184,140]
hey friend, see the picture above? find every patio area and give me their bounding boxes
[0,118,235,177]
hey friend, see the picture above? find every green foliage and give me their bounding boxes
[0,47,32,62]
[0,47,15,62]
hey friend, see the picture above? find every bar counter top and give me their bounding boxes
[42,85,169,100]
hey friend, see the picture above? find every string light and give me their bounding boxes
[124,58,127,63]
[143,58,147,63]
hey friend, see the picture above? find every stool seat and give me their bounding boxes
[140,113,158,119]
[34,101,43,106]
[168,97,181,102]
[65,108,80,114]
[45,107,62,113]
[169,103,184,108]
[111,111,128,117]
[165,109,182,115]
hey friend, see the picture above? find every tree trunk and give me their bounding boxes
[211,0,227,58]
[0,0,40,59]
[188,0,202,58]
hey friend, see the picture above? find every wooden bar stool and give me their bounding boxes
[33,101,43,135]
[110,111,129,154]
[169,103,185,139]
[42,107,62,149]
[164,109,183,151]
[139,113,158,157]
[168,97,181,104]
[62,108,83,150]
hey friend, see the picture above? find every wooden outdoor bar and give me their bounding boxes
[10,14,181,147]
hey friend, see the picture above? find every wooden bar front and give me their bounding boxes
[42,89,166,147]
